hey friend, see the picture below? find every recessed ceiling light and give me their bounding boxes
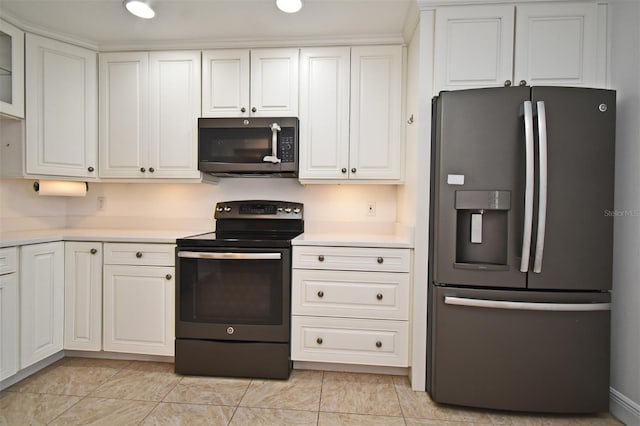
[276,0,302,14]
[124,0,155,19]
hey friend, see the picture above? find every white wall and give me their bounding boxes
[608,1,640,424]
[0,179,67,232]
[0,179,398,233]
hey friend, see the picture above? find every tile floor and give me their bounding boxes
[0,357,623,425]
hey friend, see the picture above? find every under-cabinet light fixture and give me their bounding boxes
[124,0,155,19]
[276,0,302,13]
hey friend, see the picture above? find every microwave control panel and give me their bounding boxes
[279,132,296,163]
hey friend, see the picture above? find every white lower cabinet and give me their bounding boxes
[102,243,175,356]
[0,247,19,380]
[20,242,64,369]
[292,246,411,367]
[64,242,103,351]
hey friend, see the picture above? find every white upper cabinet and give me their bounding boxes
[298,47,351,180]
[434,5,515,91]
[201,49,249,117]
[25,34,98,178]
[202,48,298,117]
[299,45,403,183]
[434,2,604,93]
[0,19,24,119]
[514,3,599,87]
[350,45,403,181]
[99,51,200,179]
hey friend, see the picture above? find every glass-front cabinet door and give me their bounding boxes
[0,19,24,119]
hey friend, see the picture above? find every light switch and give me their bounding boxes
[471,213,482,244]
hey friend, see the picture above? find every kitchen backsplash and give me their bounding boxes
[0,178,399,233]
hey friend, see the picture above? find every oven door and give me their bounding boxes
[176,247,291,342]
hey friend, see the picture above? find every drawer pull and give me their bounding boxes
[318,255,325,262]
[316,337,323,345]
[376,293,383,300]
[136,252,143,258]
[90,248,97,254]
[165,274,172,280]
[377,257,384,264]
[317,290,324,298]
[376,341,382,348]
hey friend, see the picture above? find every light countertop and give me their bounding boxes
[292,231,413,249]
[0,228,209,248]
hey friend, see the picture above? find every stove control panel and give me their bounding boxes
[215,200,303,219]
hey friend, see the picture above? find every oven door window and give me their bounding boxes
[199,128,272,164]
[179,251,284,325]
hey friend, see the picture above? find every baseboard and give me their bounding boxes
[0,351,64,391]
[610,387,640,426]
[293,361,408,376]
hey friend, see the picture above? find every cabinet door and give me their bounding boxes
[99,52,149,178]
[350,45,403,181]
[0,19,24,119]
[202,49,250,117]
[25,34,97,178]
[250,48,299,117]
[0,273,18,380]
[64,242,102,351]
[103,265,174,356]
[20,242,64,369]
[514,3,600,87]
[434,5,515,92]
[298,47,350,180]
[149,51,201,178]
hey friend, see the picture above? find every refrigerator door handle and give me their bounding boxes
[520,101,535,273]
[444,296,611,312]
[533,101,548,273]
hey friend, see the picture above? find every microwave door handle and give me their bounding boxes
[263,123,282,164]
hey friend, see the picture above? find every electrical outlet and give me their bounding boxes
[367,202,376,216]
[97,196,106,211]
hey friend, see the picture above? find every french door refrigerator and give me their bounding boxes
[426,86,615,413]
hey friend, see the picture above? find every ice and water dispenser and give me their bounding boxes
[454,190,510,270]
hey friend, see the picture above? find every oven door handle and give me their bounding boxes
[177,251,282,260]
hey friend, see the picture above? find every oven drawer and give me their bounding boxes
[291,316,409,367]
[292,246,410,272]
[0,247,18,275]
[104,243,175,266]
[292,269,409,320]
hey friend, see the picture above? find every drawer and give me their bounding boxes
[103,243,175,266]
[291,316,409,367]
[0,247,18,275]
[293,246,410,272]
[292,269,409,320]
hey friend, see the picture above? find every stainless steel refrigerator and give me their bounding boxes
[426,86,615,413]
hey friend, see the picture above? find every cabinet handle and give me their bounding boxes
[136,252,143,258]
[88,166,94,172]
[377,257,384,264]
[241,107,246,113]
[90,248,97,255]
[376,293,383,300]
[140,167,146,173]
[318,255,325,262]
[504,80,512,87]
[519,80,527,86]
[376,341,382,348]
[149,167,155,173]
[165,274,172,280]
[251,107,257,113]
[317,290,324,298]
[351,168,357,173]
[341,168,347,174]
[316,337,323,345]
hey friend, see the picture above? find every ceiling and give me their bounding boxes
[0,0,419,50]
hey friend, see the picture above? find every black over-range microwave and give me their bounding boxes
[198,117,299,177]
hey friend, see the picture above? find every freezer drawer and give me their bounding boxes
[428,285,610,413]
